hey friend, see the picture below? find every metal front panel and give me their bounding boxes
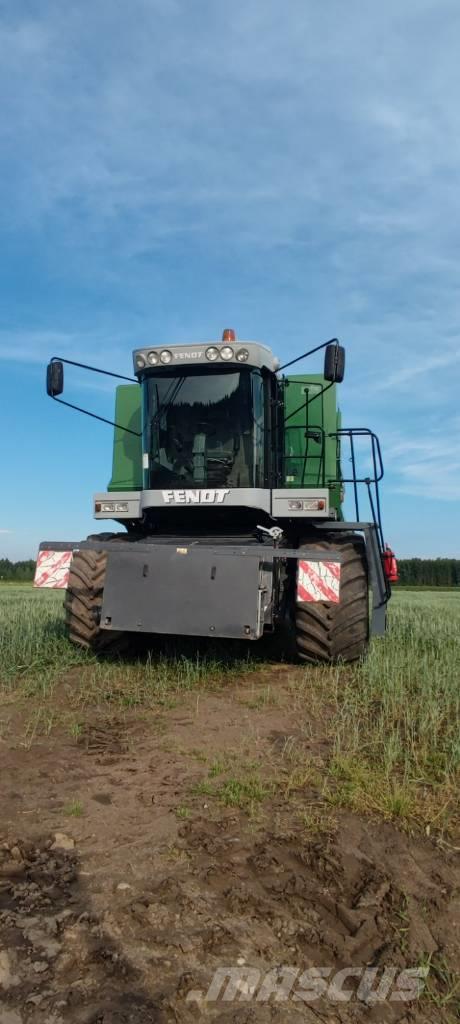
[93,488,271,518]
[101,547,268,639]
[94,491,141,519]
[140,487,271,513]
[93,486,332,520]
[271,488,330,518]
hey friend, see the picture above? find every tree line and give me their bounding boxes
[0,559,37,582]
[395,558,460,587]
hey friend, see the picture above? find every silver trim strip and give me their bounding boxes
[93,487,332,519]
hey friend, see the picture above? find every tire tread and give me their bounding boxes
[64,539,126,654]
[295,535,369,663]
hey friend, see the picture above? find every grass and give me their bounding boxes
[0,584,254,703]
[0,583,459,834]
[298,806,337,838]
[237,684,281,709]
[420,953,460,1013]
[340,593,459,790]
[192,768,273,811]
[0,585,87,688]
[75,650,251,708]
[294,590,460,834]
[64,799,84,817]
[175,805,191,820]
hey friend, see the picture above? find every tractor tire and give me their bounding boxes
[64,538,126,654]
[295,536,369,663]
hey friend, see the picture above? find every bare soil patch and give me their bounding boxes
[1,668,459,1023]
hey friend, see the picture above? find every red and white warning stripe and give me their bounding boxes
[34,550,73,589]
[297,559,341,603]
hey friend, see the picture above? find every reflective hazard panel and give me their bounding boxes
[297,560,341,603]
[34,550,73,589]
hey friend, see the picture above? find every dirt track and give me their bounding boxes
[1,668,459,1022]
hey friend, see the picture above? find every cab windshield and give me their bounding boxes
[144,368,265,489]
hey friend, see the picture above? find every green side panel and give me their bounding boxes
[283,374,342,512]
[108,385,143,492]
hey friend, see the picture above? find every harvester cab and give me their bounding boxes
[37,330,394,662]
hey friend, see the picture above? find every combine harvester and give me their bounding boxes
[36,331,397,662]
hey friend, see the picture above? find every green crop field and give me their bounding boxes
[0,583,459,836]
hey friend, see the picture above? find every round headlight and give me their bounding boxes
[147,351,159,365]
[236,348,249,362]
[160,350,173,364]
[220,346,234,361]
[206,346,219,361]
[136,354,147,368]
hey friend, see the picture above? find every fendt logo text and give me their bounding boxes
[173,351,204,359]
[162,489,230,504]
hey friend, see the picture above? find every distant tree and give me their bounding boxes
[395,559,460,587]
[0,558,36,582]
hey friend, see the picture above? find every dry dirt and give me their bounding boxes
[0,666,459,1023]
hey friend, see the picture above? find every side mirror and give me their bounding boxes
[46,361,64,397]
[324,343,345,383]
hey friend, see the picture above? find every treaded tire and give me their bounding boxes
[295,535,369,663]
[64,538,126,654]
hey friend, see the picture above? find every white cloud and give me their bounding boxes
[1,0,460,246]
[1,0,460,530]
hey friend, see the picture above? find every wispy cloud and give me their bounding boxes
[0,331,81,363]
[383,426,460,500]
[373,346,460,392]
[0,330,132,377]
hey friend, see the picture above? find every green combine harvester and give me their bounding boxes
[38,330,396,662]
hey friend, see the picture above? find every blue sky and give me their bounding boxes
[1,0,459,559]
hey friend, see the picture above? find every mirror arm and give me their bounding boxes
[278,338,339,373]
[50,355,136,384]
[50,396,142,437]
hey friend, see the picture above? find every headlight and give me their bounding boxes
[288,499,325,512]
[147,351,159,365]
[160,350,173,364]
[220,346,234,361]
[135,354,146,369]
[236,348,249,362]
[206,346,220,361]
[97,501,129,513]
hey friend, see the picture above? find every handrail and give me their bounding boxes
[281,425,386,554]
[329,429,384,482]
